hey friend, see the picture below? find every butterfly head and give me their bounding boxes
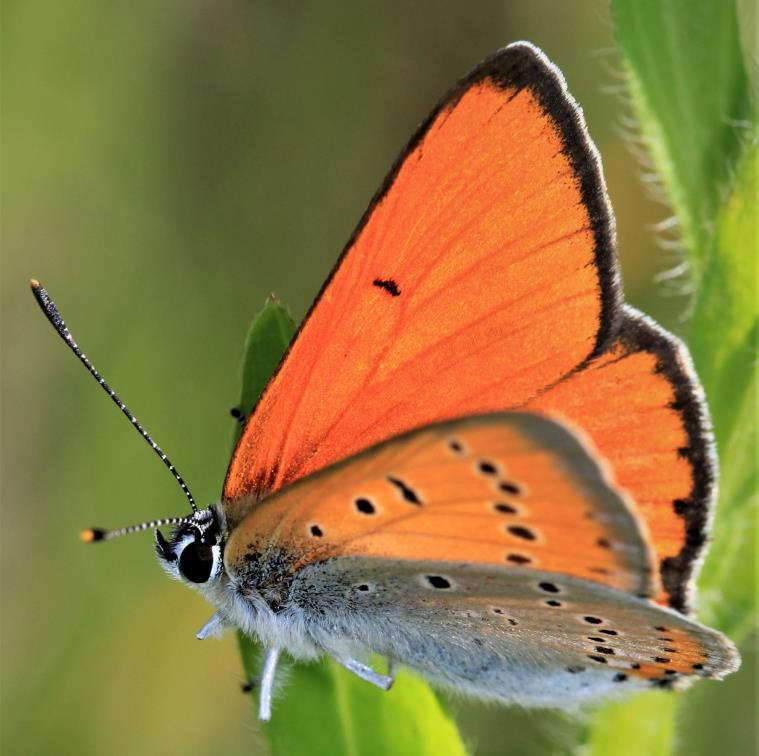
[155,506,225,585]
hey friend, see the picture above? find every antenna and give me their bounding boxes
[30,280,199,523]
[80,515,193,542]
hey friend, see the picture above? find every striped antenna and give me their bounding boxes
[80,515,193,543]
[30,279,199,520]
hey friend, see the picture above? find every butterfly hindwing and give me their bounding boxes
[223,42,620,509]
[284,558,739,708]
[528,306,715,612]
[225,412,656,598]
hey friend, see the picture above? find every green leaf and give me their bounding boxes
[231,298,467,756]
[585,693,678,756]
[231,294,297,447]
[689,145,759,639]
[588,3,758,756]
[611,0,752,281]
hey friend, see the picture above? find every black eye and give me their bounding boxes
[179,541,215,583]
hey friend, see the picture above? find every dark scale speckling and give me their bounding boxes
[238,546,297,613]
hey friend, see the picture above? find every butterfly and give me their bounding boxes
[32,41,739,722]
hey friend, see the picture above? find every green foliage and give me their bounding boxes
[612,0,753,281]
[692,146,758,639]
[587,2,758,754]
[231,299,467,756]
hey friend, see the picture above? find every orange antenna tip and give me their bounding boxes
[30,279,41,290]
[80,528,106,543]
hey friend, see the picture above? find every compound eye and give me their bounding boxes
[178,541,216,584]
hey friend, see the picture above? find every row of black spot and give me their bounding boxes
[448,441,526,496]
[306,475,425,539]
[476,456,525,496]
[416,583,681,685]
[413,584,699,684]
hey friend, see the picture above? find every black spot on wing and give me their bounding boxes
[507,525,536,541]
[426,575,452,589]
[373,278,401,296]
[478,460,499,475]
[588,654,608,665]
[448,439,465,454]
[506,553,532,565]
[354,497,376,515]
[499,481,523,495]
[538,581,560,593]
[387,476,423,505]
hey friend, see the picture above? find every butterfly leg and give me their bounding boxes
[333,656,395,691]
[195,611,226,640]
[230,406,247,426]
[258,647,281,721]
[387,658,399,680]
[241,676,259,694]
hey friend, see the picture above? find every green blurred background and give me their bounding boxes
[2,1,755,754]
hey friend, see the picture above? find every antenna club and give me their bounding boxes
[30,278,41,290]
[80,528,107,543]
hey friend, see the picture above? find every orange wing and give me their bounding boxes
[527,306,715,613]
[225,413,657,597]
[223,44,714,614]
[224,42,618,504]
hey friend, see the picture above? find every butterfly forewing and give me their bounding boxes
[225,413,657,597]
[223,43,619,510]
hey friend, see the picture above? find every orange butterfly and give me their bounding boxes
[33,42,739,721]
